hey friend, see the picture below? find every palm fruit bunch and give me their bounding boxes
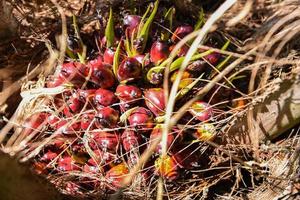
[23,0,235,195]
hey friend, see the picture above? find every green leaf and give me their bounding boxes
[105,8,115,48]
[161,7,175,41]
[221,39,230,51]
[175,73,204,100]
[194,8,205,30]
[136,0,159,53]
[113,41,122,78]
[170,49,214,72]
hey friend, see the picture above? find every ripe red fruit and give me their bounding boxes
[204,52,220,65]
[56,120,81,135]
[121,130,142,152]
[63,95,83,117]
[46,76,65,88]
[150,41,169,64]
[117,57,142,82]
[128,107,154,131]
[95,107,119,128]
[105,163,129,189]
[88,55,103,68]
[89,64,115,89]
[77,89,96,103]
[171,25,194,43]
[149,124,175,154]
[57,156,81,171]
[189,101,213,121]
[103,48,115,65]
[80,112,96,130]
[83,158,102,174]
[115,84,142,102]
[144,88,165,116]
[133,54,150,66]
[40,150,58,162]
[89,132,120,152]
[59,62,86,85]
[123,15,141,36]
[154,155,179,181]
[23,113,48,135]
[93,88,118,109]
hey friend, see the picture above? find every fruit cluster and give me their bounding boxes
[26,1,225,194]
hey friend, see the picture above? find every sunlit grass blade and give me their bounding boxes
[194,7,205,30]
[175,73,204,100]
[113,41,122,78]
[105,8,115,48]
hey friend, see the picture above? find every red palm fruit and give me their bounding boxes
[204,52,220,65]
[23,113,48,135]
[77,89,96,103]
[115,84,142,102]
[32,161,48,175]
[170,70,193,89]
[172,144,200,169]
[171,25,194,43]
[103,48,115,65]
[88,55,103,68]
[144,88,165,116]
[121,130,142,152]
[89,132,120,152]
[40,150,58,163]
[189,101,213,121]
[150,41,169,64]
[128,107,154,131]
[194,123,216,141]
[89,64,115,89]
[83,157,102,174]
[56,120,81,135]
[93,88,118,109]
[63,95,83,117]
[154,155,179,181]
[59,62,85,85]
[95,107,119,128]
[169,44,189,57]
[149,124,175,154]
[133,54,150,66]
[105,163,129,189]
[123,15,141,36]
[47,114,60,129]
[148,70,164,85]
[81,112,96,130]
[117,57,142,82]
[57,156,81,171]
[186,60,206,72]
[46,75,65,88]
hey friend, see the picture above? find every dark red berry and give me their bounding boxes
[63,95,83,117]
[204,52,220,65]
[103,48,115,65]
[149,124,175,154]
[59,62,85,86]
[123,15,141,36]
[128,107,154,131]
[40,150,58,163]
[121,130,142,152]
[95,107,119,128]
[189,101,213,121]
[77,89,96,103]
[144,88,165,116]
[89,63,115,89]
[117,57,142,82]
[80,112,96,130]
[89,132,120,152]
[171,25,194,43]
[93,88,118,109]
[115,84,142,102]
[150,41,169,64]
[57,156,81,171]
